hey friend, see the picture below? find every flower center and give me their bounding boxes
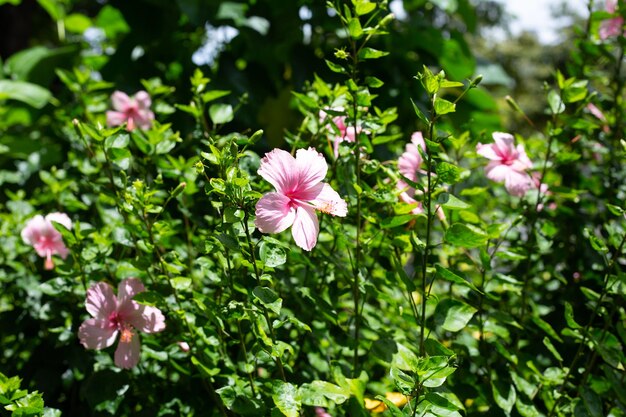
[120,327,134,343]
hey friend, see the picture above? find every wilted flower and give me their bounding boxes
[21,212,72,270]
[476,132,534,197]
[599,0,625,40]
[78,278,166,369]
[106,90,155,131]
[255,148,348,251]
[319,109,361,157]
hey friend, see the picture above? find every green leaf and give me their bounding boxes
[64,13,92,33]
[420,65,440,95]
[434,298,477,332]
[171,277,192,291]
[299,381,349,407]
[347,17,363,39]
[358,47,389,60]
[491,380,516,415]
[252,287,282,315]
[259,241,287,268]
[547,90,565,114]
[410,98,429,124]
[564,302,582,329]
[390,367,415,394]
[354,1,376,15]
[37,0,63,20]
[434,97,456,115]
[365,76,384,88]
[436,161,462,184]
[445,223,488,248]
[202,90,231,103]
[272,381,301,417]
[325,60,346,74]
[0,80,51,108]
[435,264,481,292]
[209,103,234,125]
[581,387,603,417]
[438,193,471,210]
[381,214,416,228]
[531,315,563,343]
[543,336,563,362]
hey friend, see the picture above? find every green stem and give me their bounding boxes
[241,214,287,381]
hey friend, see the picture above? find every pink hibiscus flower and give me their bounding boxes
[106,90,155,131]
[476,132,534,197]
[319,109,360,157]
[600,0,625,40]
[397,132,427,214]
[254,148,348,251]
[21,212,72,270]
[78,278,166,369]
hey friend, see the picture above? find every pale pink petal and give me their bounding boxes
[134,91,152,109]
[485,163,513,183]
[111,91,132,112]
[78,318,118,349]
[85,282,117,319]
[45,212,72,230]
[606,0,617,13]
[514,145,533,170]
[476,143,501,161]
[117,278,146,307]
[291,205,319,251]
[254,192,296,233]
[258,149,298,193]
[21,215,47,245]
[294,148,328,192]
[600,17,624,39]
[127,305,166,334]
[106,111,128,127]
[311,183,348,217]
[504,171,533,197]
[398,148,422,183]
[410,131,426,152]
[586,103,606,121]
[114,332,141,369]
[135,110,155,130]
[491,132,515,149]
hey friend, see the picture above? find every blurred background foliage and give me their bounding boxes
[1,0,582,152]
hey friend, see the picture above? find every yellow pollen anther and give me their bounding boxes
[316,201,335,215]
[120,328,134,343]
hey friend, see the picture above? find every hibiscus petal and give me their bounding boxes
[505,171,533,197]
[106,111,128,127]
[485,163,512,183]
[114,332,141,369]
[291,205,319,251]
[311,184,348,217]
[21,215,47,245]
[295,148,328,191]
[78,318,118,349]
[85,282,117,319]
[127,305,166,334]
[475,143,500,160]
[45,212,72,230]
[134,91,152,109]
[117,278,146,307]
[254,192,296,233]
[111,91,131,112]
[258,149,297,193]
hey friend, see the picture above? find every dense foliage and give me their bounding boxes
[1,0,625,416]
